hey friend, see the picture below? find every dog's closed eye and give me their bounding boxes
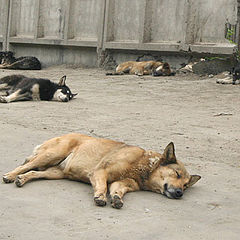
[175,171,181,179]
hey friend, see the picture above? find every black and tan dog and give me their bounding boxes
[3,133,201,209]
[231,63,240,84]
[216,64,240,85]
[0,74,77,103]
[106,60,174,76]
[0,51,41,70]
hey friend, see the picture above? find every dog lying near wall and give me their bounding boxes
[3,133,201,209]
[0,74,77,103]
[0,51,41,70]
[231,63,240,84]
[216,64,240,85]
[106,61,175,76]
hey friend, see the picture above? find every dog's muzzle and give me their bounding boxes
[152,71,163,76]
[61,98,69,102]
[164,184,183,199]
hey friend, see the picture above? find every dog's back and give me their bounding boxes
[0,75,26,94]
[0,75,26,86]
[106,61,173,76]
[12,56,41,70]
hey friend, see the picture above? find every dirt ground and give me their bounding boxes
[0,66,239,240]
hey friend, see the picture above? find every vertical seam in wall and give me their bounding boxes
[64,0,71,43]
[185,0,194,46]
[34,0,40,39]
[4,0,11,50]
[6,0,13,51]
[139,0,148,44]
[98,0,107,51]
[237,0,240,51]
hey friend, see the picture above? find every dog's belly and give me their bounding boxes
[62,155,99,183]
[60,139,126,183]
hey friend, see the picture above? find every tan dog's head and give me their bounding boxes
[145,142,201,199]
[152,62,172,76]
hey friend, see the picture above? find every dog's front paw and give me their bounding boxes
[110,195,123,209]
[3,174,15,183]
[0,96,7,103]
[15,175,25,187]
[94,194,107,207]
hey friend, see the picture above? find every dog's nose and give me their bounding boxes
[175,188,183,198]
[152,71,163,77]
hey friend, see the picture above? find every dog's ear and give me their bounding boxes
[161,142,177,165]
[72,93,78,98]
[186,175,201,188]
[59,75,66,86]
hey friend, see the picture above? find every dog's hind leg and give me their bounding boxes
[0,61,22,69]
[106,65,132,75]
[0,83,10,91]
[109,178,140,209]
[117,65,131,74]
[0,78,11,93]
[3,154,51,183]
[3,135,78,183]
[89,169,108,207]
[130,66,144,76]
[3,150,68,183]
[0,64,11,69]
[0,90,32,103]
[15,166,65,187]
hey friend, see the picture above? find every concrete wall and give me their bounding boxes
[103,0,237,54]
[0,0,238,67]
[0,0,9,50]
[190,0,237,43]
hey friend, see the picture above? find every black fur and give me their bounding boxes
[0,75,77,103]
[0,51,41,70]
[0,51,4,63]
[232,63,240,84]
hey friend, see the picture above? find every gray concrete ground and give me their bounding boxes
[0,67,239,240]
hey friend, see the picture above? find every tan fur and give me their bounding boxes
[111,61,172,76]
[3,133,201,209]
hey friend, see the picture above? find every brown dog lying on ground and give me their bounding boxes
[3,133,201,209]
[106,60,174,76]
